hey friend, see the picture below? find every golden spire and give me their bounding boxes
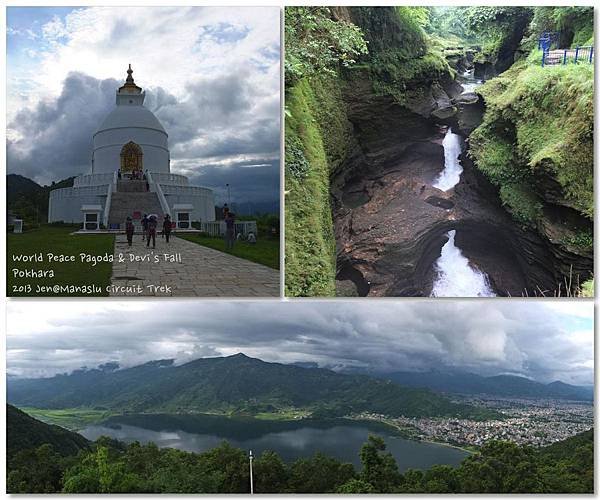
[119,63,141,92]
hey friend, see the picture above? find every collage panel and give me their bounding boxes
[6,300,594,493]
[284,6,594,298]
[3,3,596,498]
[6,6,281,298]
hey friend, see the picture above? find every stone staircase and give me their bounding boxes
[117,179,148,192]
[108,191,164,230]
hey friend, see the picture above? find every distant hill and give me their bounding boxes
[7,174,75,226]
[7,354,498,420]
[381,371,593,401]
[7,404,89,462]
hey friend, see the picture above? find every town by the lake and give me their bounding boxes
[354,396,592,449]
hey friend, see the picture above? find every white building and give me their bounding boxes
[48,65,215,230]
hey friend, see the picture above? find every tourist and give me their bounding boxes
[141,214,148,241]
[125,216,135,247]
[163,214,172,243]
[118,168,122,179]
[225,212,235,250]
[147,215,157,248]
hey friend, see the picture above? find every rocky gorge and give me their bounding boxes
[285,7,593,297]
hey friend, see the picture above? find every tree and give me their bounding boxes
[7,444,65,493]
[253,450,289,493]
[336,478,375,493]
[285,7,368,84]
[359,435,403,492]
[288,452,356,493]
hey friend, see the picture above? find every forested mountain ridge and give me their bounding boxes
[7,353,497,419]
[384,371,593,401]
[7,404,89,462]
[7,173,76,227]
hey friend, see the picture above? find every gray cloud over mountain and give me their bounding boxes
[7,69,279,207]
[7,301,593,385]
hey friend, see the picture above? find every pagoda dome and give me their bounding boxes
[92,65,170,174]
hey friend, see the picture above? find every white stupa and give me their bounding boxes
[48,65,215,230]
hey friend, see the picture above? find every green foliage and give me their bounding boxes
[7,405,90,463]
[464,7,533,60]
[286,134,310,180]
[359,435,402,492]
[7,174,76,229]
[471,59,593,223]
[7,406,594,495]
[580,278,594,298]
[7,444,69,493]
[284,78,339,296]
[350,7,454,102]
[499,184,543,225]
[426,7,474,41]
[562,229,593,251]
[288,453,356,493]
[285,7,368,84]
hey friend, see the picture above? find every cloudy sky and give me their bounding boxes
[6,300,594,385]
[7,6,280,209]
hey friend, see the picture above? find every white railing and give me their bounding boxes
[149,172,189,186]
[49,185,109,199]
[161,185,213,196]
[200,221,258,237]
[147,171,171,217]
[73,172,115,187]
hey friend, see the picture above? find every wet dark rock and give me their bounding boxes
[331,75,590,296]
[425,196,455,210]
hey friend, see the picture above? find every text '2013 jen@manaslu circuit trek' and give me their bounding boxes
[10,252,181,295]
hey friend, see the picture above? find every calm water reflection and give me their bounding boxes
[80,414,469,471]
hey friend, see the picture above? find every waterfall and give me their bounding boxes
[460,68,483,94]
[433,128,463,191]
[430,230,496,297]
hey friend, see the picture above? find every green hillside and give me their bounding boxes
[8,354,498,420]
[7,404,90,462]
[7,174,75,228]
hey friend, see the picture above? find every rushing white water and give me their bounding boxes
[460,69,483,94]
[430,230,496,297]
[461,80,483,94]
[433,128,463,191]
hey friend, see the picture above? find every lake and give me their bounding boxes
[80,413,469,471]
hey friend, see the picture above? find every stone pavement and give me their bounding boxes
[109,234,280,297]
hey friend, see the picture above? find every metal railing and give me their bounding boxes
[542,45,594,67]
[200,221,258,237]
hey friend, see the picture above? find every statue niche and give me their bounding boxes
[120,141,143,173]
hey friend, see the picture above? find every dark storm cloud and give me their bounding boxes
[7,301,593,385]
[7,73,118,182]
[7,70,279,206]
